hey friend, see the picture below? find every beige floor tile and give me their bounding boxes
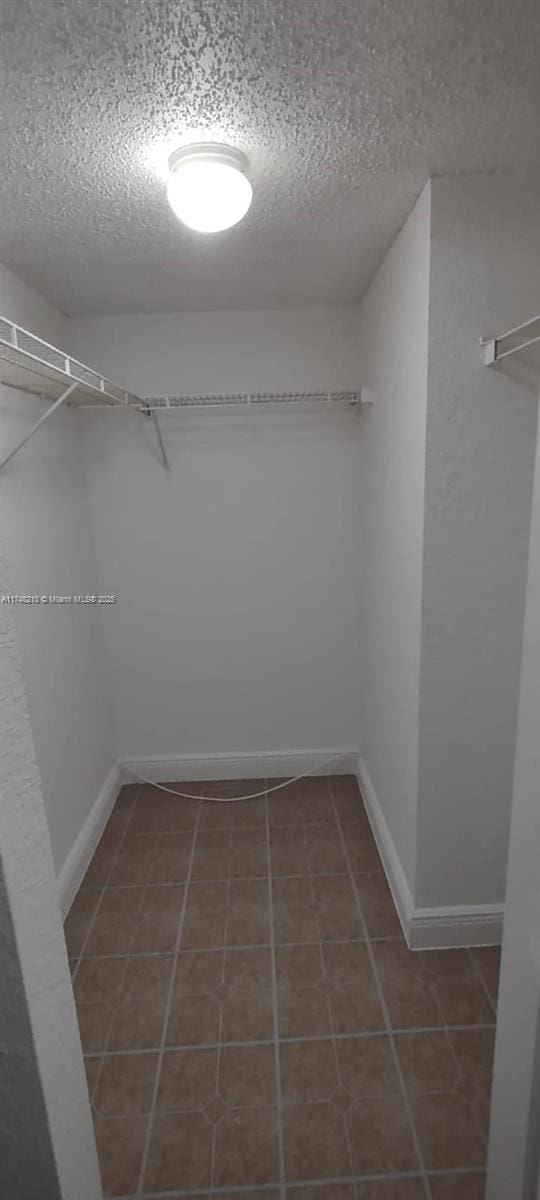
[356,1182,425,1199]
[224,946,272,990]
[156,1047,218,1111]
[83,1055,102,1100]
[76,1001,114,1053]
[93,1052,157,1118]
[341,821,382,872]
[280,1038,339,1103]
[94,1114,147,1197]
[230,795,268,826]
[290,1187,356,1200]
[165,991,221,1047]
[312,874,364,941]
[220,986,275,1042]
[144,1111,213,1191]
[219,1042,276,1106]
[149,832,194,883]
[395,1031,461,1093]
[275,944,324,989]
[230,828,269,878]
[448,1028,495,1092]
[304,824,348,873]
[174,949,224,995]
[82,832,123,887]
[429,1172,485,1199]
[108,833,159,886]
[336,1035,400,1098]
[322,939,373,984]
[228,878,270,943]
[181,904,227,950]
[273,875,320,944]
[74,956,127,1005]
[469,946,500,1005]
[411,1091,487,1169]
[347,1095,418,1174]
[64,889,102,956]
[278,986,333,1039]
[107,995,167,1052]
[271,826,311,876]
[202,778,265,800]
[283,1101,352,1180]
[329,980,385,1034]
[354,872,402,936]
[213,1106,279,1187]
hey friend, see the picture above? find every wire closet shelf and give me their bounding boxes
[0,313,367,472]
[483,312,540,366]
[140,390,364,411]
[0,315,140,408]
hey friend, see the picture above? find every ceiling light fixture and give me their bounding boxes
[166,143,253,233]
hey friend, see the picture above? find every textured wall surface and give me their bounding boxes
[0,861,61,1200]
[0,262,116,878]
[487,393,540,1199]
[0,538,102,1200]
[69,308,363,760]
[416,174,540,908]
[355,184,431,894]
[0,0,539,313]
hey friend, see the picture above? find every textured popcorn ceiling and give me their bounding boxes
[0,0,539,315]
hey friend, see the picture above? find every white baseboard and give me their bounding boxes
[356,755,503,950]
[120,748,358,785]
[408,903,504,950]
[356,755,414,943]
[57,764,123,919]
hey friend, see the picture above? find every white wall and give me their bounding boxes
[0,263,116,879]
[68,309,363,762]
[416,174,540,908]
[487,395,540,1199]
[355,184,431,895]
[0,534,102,1200]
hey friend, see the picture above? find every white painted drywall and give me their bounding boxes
[416,174,540,908]
[0,535,102,1200]
[0,262,116,877]
[486,392,540,1200]
[354,184,431,895]
[68,308,363,761]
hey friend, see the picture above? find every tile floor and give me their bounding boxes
[65,775,500,1200]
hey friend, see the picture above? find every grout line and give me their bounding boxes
[139,1171,429,1197]
[327,966,355,1177]
[209,884,228,1197]
[90,869,364,889]
[329,780,434,1200]
[75,936,356,961]
[135,799,203,1199]
[71,786,143,1117]
[264,789,287,1200]
[122,1163,488,1200]
[71,784,142,984]
[308,844,354,1177]
[75,933,497,960]
[82,1017,497,1060]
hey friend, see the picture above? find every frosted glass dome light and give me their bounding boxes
[166,143,253,233]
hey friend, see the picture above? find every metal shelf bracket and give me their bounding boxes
[142,404,169,470]
[0,381,79,472]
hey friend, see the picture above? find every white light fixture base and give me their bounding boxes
[166,142,253,233]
